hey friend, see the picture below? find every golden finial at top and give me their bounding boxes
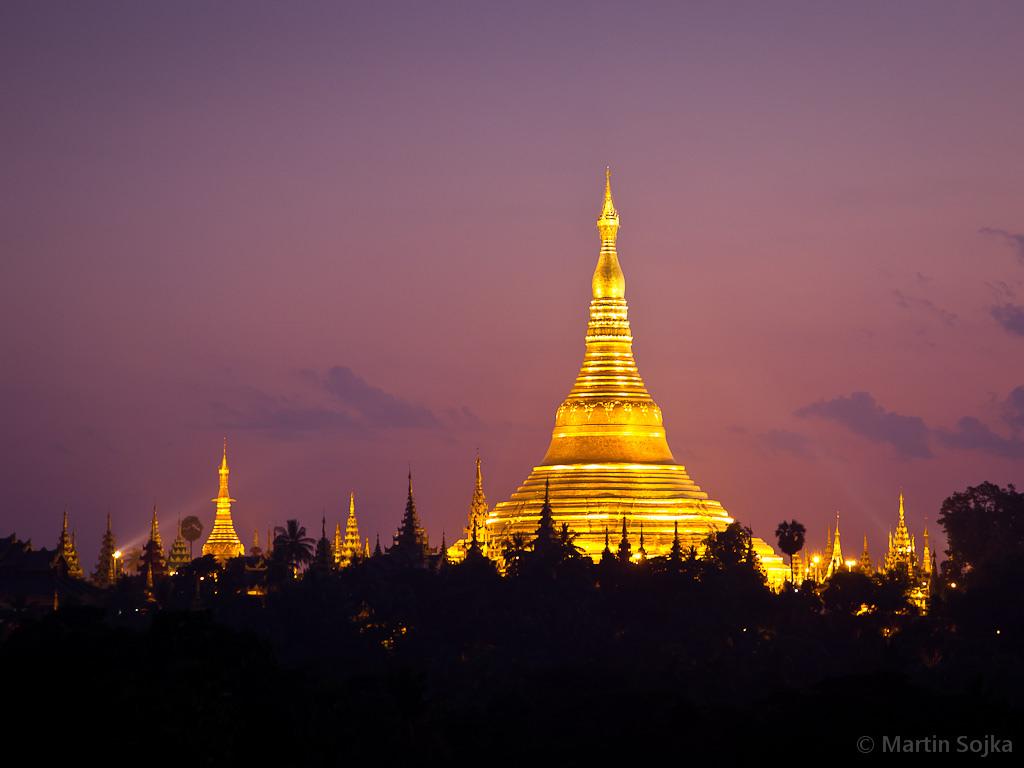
[593,167,625,299]
[597,166,620,242]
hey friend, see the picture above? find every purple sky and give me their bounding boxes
[2,1,1023,566]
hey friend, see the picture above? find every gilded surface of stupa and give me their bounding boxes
[202,439,245,561]
[487,171,787,585]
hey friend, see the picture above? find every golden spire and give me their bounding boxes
[487,171,789,586]
[217,437,232,501]
[340,491,362,567]
[202,438,245,561]
[593,167,625,299]
[465,454,490,552]
[150,505,162,548]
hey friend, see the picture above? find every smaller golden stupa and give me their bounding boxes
[201,438,245,562]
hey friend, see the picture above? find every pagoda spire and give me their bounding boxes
[828,511,843,576]
[150,505,163,551]
[593,166,624,300]
[616,516,632,563]
[168,515,190,574]
[533,478,558,552]
[311,512,333,575]
[464,455,490,555]
[859,534,873,574]
[332,522,343,566]
[887,491,914,576]
[391,471,429,567]
[668,520,683,565]
[57,508,84,579]
[437,531,449,570]
[92,513,117,586]
[140,505,167,578]
[202,438,245,562]
[922,525,933,577]
[340,491,362,567]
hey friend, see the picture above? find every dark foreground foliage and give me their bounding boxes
[3,486,1023,765]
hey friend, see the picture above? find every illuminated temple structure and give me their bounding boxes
[201,439,245,562]
[485,171,788,585]
[794,492,935,609]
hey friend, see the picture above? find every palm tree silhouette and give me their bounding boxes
[775,520,806,585]
[272,519,315,577]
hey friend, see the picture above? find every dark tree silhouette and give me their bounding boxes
[272,519,315,577]
[704,523,758,571]
[502,533,528,576]
[181,515,203,560]
[938,482,1024,582]
[775,519,807,585]
[557,522,584,561]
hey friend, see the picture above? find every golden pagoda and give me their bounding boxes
[486,170,787,586]
[884,491,916,577]
[448,455,492,563]
[202,438,245,562]
[337,492,362,567]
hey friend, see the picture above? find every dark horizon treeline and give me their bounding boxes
[1,482,1022,765]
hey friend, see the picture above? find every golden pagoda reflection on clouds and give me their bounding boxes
[481,170,788,585]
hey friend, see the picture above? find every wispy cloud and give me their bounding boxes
[758,429,813,457]
[795,391,932,459]
[1002,385,1024,433]
[980,227,1024,265]
[211,366,483,439]
[892,289,958,327]
[322,366,438,429]
[935,417,1024,459]
[991,304,1024,337]
[211,387,364,439]
[796,387,1024,461]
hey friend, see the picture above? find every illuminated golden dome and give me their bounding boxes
[487,170,787,585]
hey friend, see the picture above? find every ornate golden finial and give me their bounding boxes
[598,166,619,234]
[217,439,233,501]
[593,167,625,299]
[350,491,355,517]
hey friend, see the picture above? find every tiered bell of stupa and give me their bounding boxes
[487,170,787,585]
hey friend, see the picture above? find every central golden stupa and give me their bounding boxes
[487,170,787,585]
